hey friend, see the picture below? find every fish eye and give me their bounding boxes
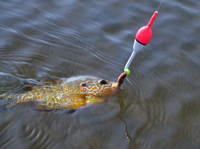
[99,79,107,85]
[80,82,86,88]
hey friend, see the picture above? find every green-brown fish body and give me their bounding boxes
[0,72,126,112]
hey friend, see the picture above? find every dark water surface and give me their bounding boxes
[0,0,200,148]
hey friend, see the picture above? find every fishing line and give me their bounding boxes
[157,0,164,12]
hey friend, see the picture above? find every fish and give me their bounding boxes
[0,72,126,112]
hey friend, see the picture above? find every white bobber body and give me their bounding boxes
[124,39,145,69]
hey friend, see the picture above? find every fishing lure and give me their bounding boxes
[0,72,126,112]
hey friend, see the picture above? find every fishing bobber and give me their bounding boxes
[124,11,158,74]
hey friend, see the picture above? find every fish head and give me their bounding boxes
[81,78,120,98]
[80,72,126,98]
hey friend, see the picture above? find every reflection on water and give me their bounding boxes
[1,0,200,148]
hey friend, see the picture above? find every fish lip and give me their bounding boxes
[112,83,121,91]
[112,82,119,88]
[116,72,127,87]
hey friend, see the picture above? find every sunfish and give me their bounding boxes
[0,72,126,112]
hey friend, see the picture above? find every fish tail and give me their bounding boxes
[0,97,18,113]
[0,93,34,113]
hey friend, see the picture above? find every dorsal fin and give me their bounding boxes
[40,77,64,85]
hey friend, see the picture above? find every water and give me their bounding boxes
[0,0,200,148]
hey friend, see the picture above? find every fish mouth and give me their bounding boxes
[112,72,127,87]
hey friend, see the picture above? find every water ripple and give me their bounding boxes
[0,0,200,148]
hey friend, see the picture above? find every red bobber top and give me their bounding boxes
[135,11,158,45]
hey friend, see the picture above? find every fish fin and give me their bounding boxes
[66,109,76,113]
[36,72,65,85]
[83,97,108,109]
[54,109,77,114]
[0,98,17,113]
[40,77,64,86]
[21,77,64,91]
[21,79,39,90]
[30,101,53,111]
